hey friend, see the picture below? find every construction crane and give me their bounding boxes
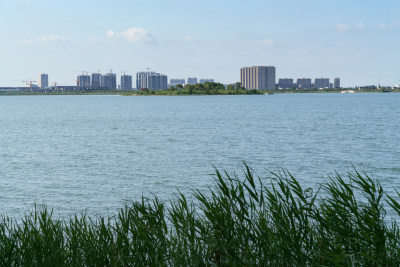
[120,70,134,76]
[73,70,89,75]
[95,69,101,75]
[140,67,152,73]
[74,71,90,87]
[22,80,37,91]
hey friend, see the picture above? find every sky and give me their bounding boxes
[0,0,399,87]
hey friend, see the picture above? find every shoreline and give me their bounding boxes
[0,90,398,96]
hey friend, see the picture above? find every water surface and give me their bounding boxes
[0,93,399,217]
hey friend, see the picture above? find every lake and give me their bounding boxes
[0,93,399,217]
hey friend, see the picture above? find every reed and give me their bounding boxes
[1,164,400,265]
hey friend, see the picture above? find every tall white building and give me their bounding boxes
[199,78,214,84]
[240,66,276,90]
[170,79,185,86]
[278,78,294,89]
[38,73,48,89]
[77,74,90,88]
[296,78,312,89]
[187,77,197,85]
[102,73,117,89]
[334,77,341,88]
[121,74,132,90]
[136,71,168,90]
[91,73,102,89]
[315,78,330,89]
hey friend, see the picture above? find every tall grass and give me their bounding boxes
[1,164,400,265]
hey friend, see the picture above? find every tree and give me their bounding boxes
[194,83,204,91]
[176,84,183,90]
[216,83,225,90]
[184,84,193,94]
[226,84,234,90]
[204,82,212,93]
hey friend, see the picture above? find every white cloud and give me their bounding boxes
[377,22,400,30]
[23,34,67,44]
[355,22,365,30]
[378,23,387,29]
[9,0,33,6]
[106,27,156,44]
[87,37,103,43]
[336,21,400,32]
[184,35,200,43]
[336,22,366,32]
[106,30,118,38]
[256,39,275,47]
[335,24,350,31]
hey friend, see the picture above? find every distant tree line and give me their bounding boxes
[135,82,259,95]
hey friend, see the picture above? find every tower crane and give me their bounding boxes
[120,70,133,76]
[140,67,152,73]
[74,70,90,87]
[22,80,37,91]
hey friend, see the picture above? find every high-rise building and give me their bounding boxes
[147,73,168,90]
[91,73,102,89]
[199,79,214,84]
[136,71,168,90]
[187,77,197,85]
[296,78,312,89]
[240,66,276,90]
[199,78,215,84]
[38,73,48,89]
[102,73,117,89]
[77,74,91,88]
[136,72,147,90]
[315,78,330,89]
[120,74,132,90]
[170,79,185,86]
[334,77,340,88]
[278,78,294,89]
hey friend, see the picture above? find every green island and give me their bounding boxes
[123,82,262,95]
[1,82,399,96]
[1,164,400,265]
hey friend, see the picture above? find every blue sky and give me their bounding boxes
[0,0,399,87]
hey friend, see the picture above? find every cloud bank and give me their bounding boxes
[106,27,157,44]
[184,35,200,43]
[335,22,365,31]
[23,34,67,44]
[256,39,275,47]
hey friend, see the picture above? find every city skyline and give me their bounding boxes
[1,0,399,87]
[18,69,344,90]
